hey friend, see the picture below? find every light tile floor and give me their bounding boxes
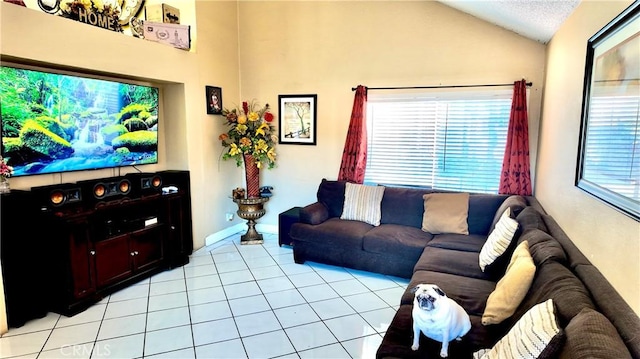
[0,233,410,359]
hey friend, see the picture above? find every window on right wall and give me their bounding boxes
[576,2,639,220]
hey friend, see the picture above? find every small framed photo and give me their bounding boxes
[278,94,317,145]
[205,86,222,115]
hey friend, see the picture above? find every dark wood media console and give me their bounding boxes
[41,190,192,316]
[1,171,194,326]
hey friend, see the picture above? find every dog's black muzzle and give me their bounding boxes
[417,294,436,311]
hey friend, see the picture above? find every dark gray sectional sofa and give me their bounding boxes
[289,179,640,358]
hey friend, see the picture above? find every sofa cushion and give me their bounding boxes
[380,186,432,228]
[340,183,386,226]
[509,260,595,329]
[467,194,510,235]
[516,206,548,233]
[573,264,640,358]
[488,195,527,233]
[482,241,535,326]
[517,229,567,266]
[377,305,500,358]
[316,178,346,218]
[289,218,372,249]
[479,207,519,272]
[475,299,564,359]
[299,202,329,225]
[414,247,495,281]
[559,307,632,359]
[363,224,433,260]
[422,192,470,234]
[402,270,497,316]
[426,233,486,252]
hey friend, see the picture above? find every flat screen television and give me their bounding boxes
[0,64,159,177]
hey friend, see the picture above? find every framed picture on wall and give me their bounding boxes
[278,94,317,145]
[206,86,223,115]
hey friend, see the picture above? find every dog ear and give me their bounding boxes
[433,286,446,297]
[410,286,420,294]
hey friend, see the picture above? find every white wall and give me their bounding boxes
[537,0,639,314]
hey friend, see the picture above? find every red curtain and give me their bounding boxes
[499,79,532,195]
[338,85,368,183]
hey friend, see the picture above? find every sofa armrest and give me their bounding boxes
[300,202,330,225]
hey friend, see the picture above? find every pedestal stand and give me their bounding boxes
[233,197,269,245]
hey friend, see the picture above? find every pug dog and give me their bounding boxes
[411,284,471,358]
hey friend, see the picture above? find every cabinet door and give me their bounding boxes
[67,220,96,299]
[131,225,164,273]
[94,234,133,288]
[164,195,192,267]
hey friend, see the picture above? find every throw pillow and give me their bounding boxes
[421,192,469,234]
[482,240,535,325]
[340,183,385,226]
[559,307,632,359]
[479,207,519,272]
[475,299,564,359]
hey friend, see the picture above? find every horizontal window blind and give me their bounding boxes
[364,91,513,193]
[579,94,640,216]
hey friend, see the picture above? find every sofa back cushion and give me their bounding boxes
[316,179,346,218]
[517,229,567,265]
[516,206,548,233]
[509,260,595,329]
[379,188,507,234]
[467,194,510,235]
[380,186,432,227]
[489,195,527,233]
[559,307,632,359]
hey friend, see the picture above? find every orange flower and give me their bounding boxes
[219,133,229,141]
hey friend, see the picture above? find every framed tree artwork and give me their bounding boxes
[278,94,317,145]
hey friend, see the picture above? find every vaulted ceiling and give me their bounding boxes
[438,0,581,44]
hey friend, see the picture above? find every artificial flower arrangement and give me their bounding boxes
[219,100,277,169]
[0,156,14,182]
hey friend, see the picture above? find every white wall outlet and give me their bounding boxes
[225,212,234,221]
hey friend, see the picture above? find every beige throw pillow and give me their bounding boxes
[340,183,385,226]
[479,208,519,272]
[482,240,536,325]
[422,192,469,234]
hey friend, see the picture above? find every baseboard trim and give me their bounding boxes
[205,223,278,246]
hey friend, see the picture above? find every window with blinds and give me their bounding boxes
[364,90,513,193]
[577,93,640,219]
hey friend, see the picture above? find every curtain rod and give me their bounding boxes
[351,82,532,91]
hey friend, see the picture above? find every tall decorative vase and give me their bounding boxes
[244,154,260,198]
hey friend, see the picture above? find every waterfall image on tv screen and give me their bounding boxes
[0,65,159,177]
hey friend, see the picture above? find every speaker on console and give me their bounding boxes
[78,176,133,208]
[31,183,84,213]
[125,172,164,197]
